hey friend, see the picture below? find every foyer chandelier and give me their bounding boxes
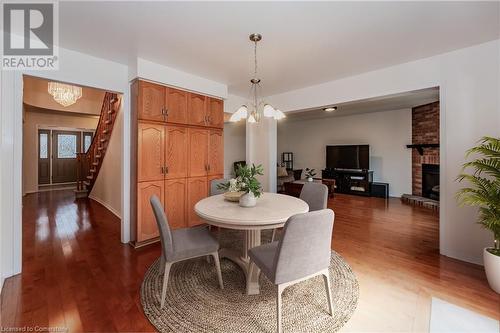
[230,33,285,123]
[48,82,83,107]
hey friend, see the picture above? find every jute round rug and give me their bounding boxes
[141,230,359,333]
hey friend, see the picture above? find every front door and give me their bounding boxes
[38,129,51,185]
[52,130,81,183]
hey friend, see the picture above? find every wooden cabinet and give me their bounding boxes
[187,177,208,227]
[188,128,209,177]
[138,81,165,122]
[165,125,188,179]
[138,123,165,182]
[137,181,163,242]
[165,178,187,229]
[208,130,224,175]
[188,93,207,126]
[166,87,188,124]
[132,79,224,247]
[207,98,224,128]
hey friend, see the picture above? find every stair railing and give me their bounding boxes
[76,92,120,195]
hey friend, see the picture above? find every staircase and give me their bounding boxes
[76,92,120,198]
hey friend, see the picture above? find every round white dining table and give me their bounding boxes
[195,192,309,295]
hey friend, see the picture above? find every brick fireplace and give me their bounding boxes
[411,101,439,197]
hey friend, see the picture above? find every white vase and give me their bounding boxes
[307,177,313,182]
[484,248,500,293]
[239,192,257,207]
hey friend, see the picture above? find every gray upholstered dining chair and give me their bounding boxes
[300,182,328,211]
[150,195,224,308]
[272,182,328,241]
[209,179,227,234]
[210,178,228,196]
[249,209,335,333]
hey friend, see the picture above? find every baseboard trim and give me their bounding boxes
[88,194,122,219]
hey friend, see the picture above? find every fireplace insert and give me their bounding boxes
[422,164,439,200]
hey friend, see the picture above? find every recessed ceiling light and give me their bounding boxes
[323,107,337,112]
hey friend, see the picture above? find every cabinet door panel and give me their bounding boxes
[137,180,163,242]
[187,177,208,227]
[165,179,187,230]
[138,123,165,182]
[208,129,224,176]
[207,98,224,128]
[188,93,207,126]
[165,126,188,179]
[138,81,165,122]
[188,128,209,177]
[166,87,188,124]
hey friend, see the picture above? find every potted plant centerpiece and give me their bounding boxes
[305,168,316,182]
[218,164,264,207]
[456,136,500,293]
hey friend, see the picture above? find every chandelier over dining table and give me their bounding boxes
[229,33,285,123]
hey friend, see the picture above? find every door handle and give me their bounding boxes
[161,106,167,121]
[160,166,165,174]
[165,166,169,174]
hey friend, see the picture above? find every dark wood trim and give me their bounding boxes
[406,143,440,155]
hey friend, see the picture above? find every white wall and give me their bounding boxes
[89,105,123,218]
[223,121,246,178]
[278,109,412,197]
[247,117,277,192]
[267,40,500,265]
[1,71,23,294]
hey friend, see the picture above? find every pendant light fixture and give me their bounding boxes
[230,33,285,123]
[48,82,83,107]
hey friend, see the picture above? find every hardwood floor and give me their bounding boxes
[329,195,499,332]
[1,190,158,332]
[1,190,498,332]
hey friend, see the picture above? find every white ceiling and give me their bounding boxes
[284,87,439,122]
[59,2,499,96]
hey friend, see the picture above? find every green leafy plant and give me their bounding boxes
[218,164,264,197]
[456,136,500,256]
[305,168,316,179]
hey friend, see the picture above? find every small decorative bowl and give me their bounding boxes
[224,191,245,202]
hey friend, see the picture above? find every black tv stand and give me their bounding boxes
[322,168,373,196]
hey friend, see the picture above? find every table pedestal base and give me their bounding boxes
[219,229,262,295]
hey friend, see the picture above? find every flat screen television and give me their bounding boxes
[326,145,369,170]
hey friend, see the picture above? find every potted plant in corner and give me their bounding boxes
[456,136,500,293]
[219,164,264,207]
[305,168,316,182]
